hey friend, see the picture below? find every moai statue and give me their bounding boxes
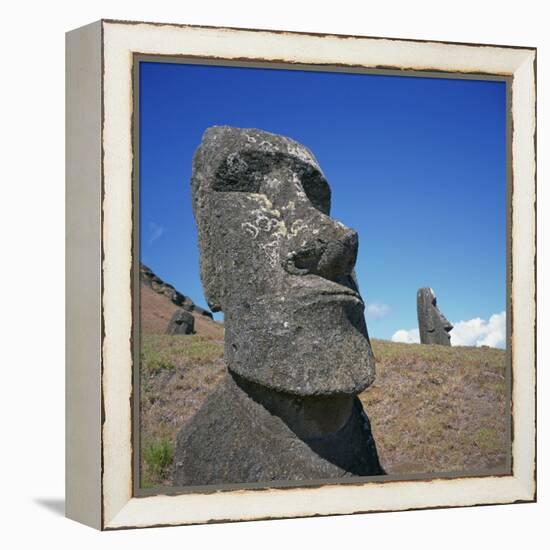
[166,309,195,335]
[173,126,384,486]
[417,287,453,346]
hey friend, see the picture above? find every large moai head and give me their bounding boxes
[191,126,375,396]
[417,287,453,346]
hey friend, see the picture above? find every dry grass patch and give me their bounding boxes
[139,335,509,486]
[360,339,509,475]
[140,334,225,487]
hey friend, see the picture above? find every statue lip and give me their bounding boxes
[317,288,363,303]
[299,276,364,305]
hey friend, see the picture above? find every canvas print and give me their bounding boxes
[136,60,509,490]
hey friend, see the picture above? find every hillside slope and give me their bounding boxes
[139,334,508,488]
[360,340,508,475]
[140,263,224,339]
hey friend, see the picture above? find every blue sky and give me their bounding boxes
[139,61,507,345]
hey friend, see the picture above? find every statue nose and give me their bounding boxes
[283,230,358,281]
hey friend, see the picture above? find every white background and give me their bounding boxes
[1,0,547,547]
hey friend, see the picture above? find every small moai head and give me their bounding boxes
[417,287,453,346]
[166,309,195,335]
[191,126,375,396]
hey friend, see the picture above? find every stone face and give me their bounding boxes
[166,309,195,335]
[173,126,384,486]
[191,126,375,396]
[417,287,453,346]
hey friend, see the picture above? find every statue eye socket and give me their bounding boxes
[301,172,331,215]
[212,152,331,215]
[212,153,262,193]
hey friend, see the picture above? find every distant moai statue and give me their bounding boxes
[417,287,453,346]
[166,309,195,335]
[172,126,385,486]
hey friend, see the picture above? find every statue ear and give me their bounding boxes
[426,314,436,331]
[203,279,223,313]
[197,225,224,313]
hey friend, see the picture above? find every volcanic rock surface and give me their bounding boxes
[173,126,384,486]
[417,287,453,346]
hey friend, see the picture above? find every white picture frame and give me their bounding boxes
[66,19,536,530]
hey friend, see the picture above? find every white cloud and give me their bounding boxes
[391,328,420,344]
[391,311,506,349]
[147,222,165,246]
[450,311,506,349]
[365,302,390,320]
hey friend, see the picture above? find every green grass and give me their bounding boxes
[371,338,506,369]
[141,334,224,371]
[139,333,226,487]
[144,357,175,374]
[475,427,501,453]
[142,438,174,486]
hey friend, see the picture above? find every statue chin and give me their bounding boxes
[224,295,375,396]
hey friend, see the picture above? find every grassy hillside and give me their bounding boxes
[359,340,508,475]
[139,334,508,488]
